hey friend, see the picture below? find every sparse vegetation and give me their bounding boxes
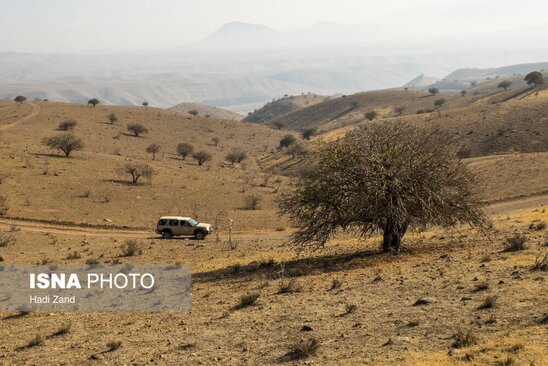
[225,149,247,164]
[118,162,154,184]
[14,95,27,104]
[279,121,488,252]
[498,80,512,90]
[106,341,122,352]
[145,143,161,160]
[244,194,261,210]
[503,234,527,252]
[176,143,193,160]
[234,293,259,309]
[87,98,99,107]
[394,106,405,115]
[428,87,439,96]
[365,110,378,121]
[127,123,149,137]
[434,98,446,107]
[287,142,307,158]
[301,128,316,140]
[42,133,83,157]
[58,119,77,131]
[524,71,544,87]
[211,136,220,146]
[142,101,149,107]
[272,121,284,130]
[192,151,212,166]
[279,134,296,149]
[188,109,198,116]
[107,113,118,124]
[451,330,478,349]
[282,337,319,361]
[477,296,497,310]
[120,239,140,257]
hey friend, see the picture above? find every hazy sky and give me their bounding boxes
[1,0,547,53]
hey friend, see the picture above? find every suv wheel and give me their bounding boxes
[162,230,173,239]
[194,230,205,240]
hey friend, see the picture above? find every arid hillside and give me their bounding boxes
[244,93,328,125]
[170,102,243,121]
[0,100,288,230]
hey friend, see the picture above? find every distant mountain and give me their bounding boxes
[191,22,280,51]
[171,102,243,120]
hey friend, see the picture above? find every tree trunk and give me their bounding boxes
[382,220,408,252]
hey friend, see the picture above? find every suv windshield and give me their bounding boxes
[188,218,199,226]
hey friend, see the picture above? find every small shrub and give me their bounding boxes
[277,279,302,294]
[26,334,44,348]
[85,258,100,265]
[127,123,148,137]
[176,143,193,160]
[0,232,15,247]
[120,239,140,257]
[279,134,296,149]
[58,119,77,131]
[495,355,516,366]
[529,221,546,231]
[107,113,118,124]
[211,136,220,146]
[65,251,81,260]
[106,341,122,352]
[225,149,247,164]
[451,330,478,349]
[192,151,212,166]
[188,109,198,116]
[531,250,547,271]
[480,254,491,263]
[329,278,341,290]
[477,296,496,310]
[244,195,261,210]
[50,323,71,337]
[503,234,527,252]
[234,293,259,309]
[145,143,161,160]
[344,304,357,315]
[118,162,154,184]
[0,195,6,216]
[14,95,27,104]
[472,282,489,293]
[283,337,319,360]
[412,298,431,306]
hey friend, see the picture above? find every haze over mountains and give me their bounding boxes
[1,21,548,112]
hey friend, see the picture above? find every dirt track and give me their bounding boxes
[1,194,545,239]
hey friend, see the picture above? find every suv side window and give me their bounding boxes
[168,220,179,226]
[158,219,167,226]
[181,221,190,227]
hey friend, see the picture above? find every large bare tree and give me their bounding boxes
[279,121,488,252]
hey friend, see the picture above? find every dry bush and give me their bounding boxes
[451,330,478,349]
[145,143,161,160]
[106,341,122,352]
[50,323,71,337]
[127,123,148,137]
[477,296,497,310]
[472,282,489,293]
[118,162,154,184]
[529,221,546,231]
[531,250,548,271]
[503,234,527,252]
[244,194,261,210]
[176,143,193,160]
[65,251,81,260]
[0,195,7,216]
[58,119,77,131]
[107,113,118,124]
[234,293,259,310]
[0,232,16,247]
[120,239,140,257]
[495,355,516,366]
[85,258,100,265]
[282,337,319,361]
[192,151,212,166]
[344,304,357,315]
[277,279,302,294]
[329,278,341,290]
[26,334,44,348]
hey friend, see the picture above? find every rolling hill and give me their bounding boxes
[243,93,328,124]
[170,102,243,120]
